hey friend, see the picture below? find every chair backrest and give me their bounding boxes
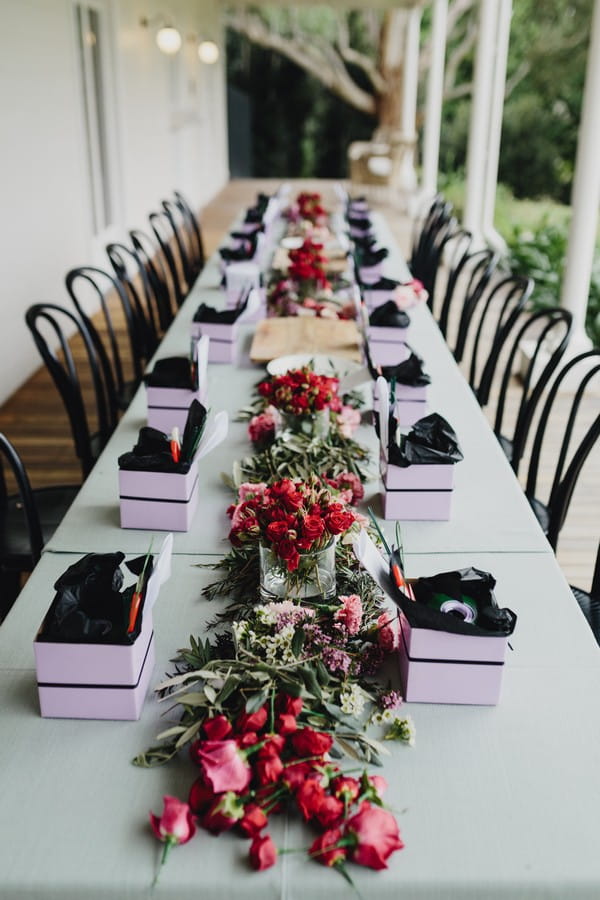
[173,189,205,272]
[129,228,177,331]
[25,304,118,478]
[161,199,196,288]
[477,307,573,469]
[105,242,160,357]
[65,265,144,398]
[522,349,600,550]
[0,432,44,564]
[410,196,457,306]
[440,247,499,356]
[149,210,188,307]
[464,273,534,393]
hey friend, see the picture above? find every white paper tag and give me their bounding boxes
[195,410,228,460]
[145,533,173,610]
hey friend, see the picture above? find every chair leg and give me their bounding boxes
[0,569,22,621]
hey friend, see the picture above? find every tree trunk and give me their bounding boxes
[374,10,409,143]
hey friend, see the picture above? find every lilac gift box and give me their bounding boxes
[368,328,411,368]
[191,320,239,365]
[146,337,209,430]
[34,537,172,720]
[225,261,262,307]
[398,607,509,705]
[380,459,454,520]
[119,462,199,531]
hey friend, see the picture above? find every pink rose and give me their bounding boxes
[192,740,252,793]
[248,409,278,448]
[346,801,404,869]
[149,795,196,845]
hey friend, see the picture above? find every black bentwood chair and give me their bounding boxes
[65,265,145,411]
[149,209,191,308]
[409,195,458,308]
[476,307,573,466]
[571,542,600,645]
[129,228,177,332]
[25,304,119,479]
[0,432,78,619]
[516,349,600,551]
[105,242,161,356]
[173,190,206,274]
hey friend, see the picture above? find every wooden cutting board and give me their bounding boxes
[249,317,363,364]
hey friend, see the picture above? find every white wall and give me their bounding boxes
[0,0,228,406]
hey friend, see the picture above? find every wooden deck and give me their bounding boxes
[0,178,597,594]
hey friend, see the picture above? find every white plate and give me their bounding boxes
[266,354,370,392]
[280,236,304,250]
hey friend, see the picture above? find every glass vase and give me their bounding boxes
[277,407,331,441]
[259,540,336,602]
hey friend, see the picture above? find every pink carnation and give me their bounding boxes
[336,405,361,438]
[238,482,268,502]
[335,594,363,636]
[248,407,278,448]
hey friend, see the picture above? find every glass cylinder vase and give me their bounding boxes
[259,540,336,602]
[277,407,331,441]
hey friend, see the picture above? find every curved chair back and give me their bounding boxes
[129,228,176,331]
[410,197,457,307]
[440,248,499,358]
[105,242,160,357]
[0,432,44,565]
[173,189,205,273]
[161,200,198,288]
[522,349,600,549]
[477,307,573,467]
[149,210,189,308]
[465,274,534,393]
[571,541,600,644]
[25,304,118,478]
[65,265,143,409]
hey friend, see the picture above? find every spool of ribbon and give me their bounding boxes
[430,592,478,624]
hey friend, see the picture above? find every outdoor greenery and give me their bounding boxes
[225,0,599,346]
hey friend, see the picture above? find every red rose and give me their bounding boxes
[302,515,325,542]
[201,792,244,835]
[295,778,325,821]
[275,713,298,735]
[236,706,268,734]
[276,539,300,572]
[238,803,268,838]
[237,731,259,748]
[202,714,232,741]
[331,775,360,803]
[314,794,344,829]
[254,754,284,786]
[282,760,313,791]
[259,734,286,757]
[324,508,355,535]
[188,778,216,815]
[249,833,278,871]
[277,694,303,717]
[291,727,333,758]
[346,801,404,869]
[309,828,346,867]
[265,520,290,543]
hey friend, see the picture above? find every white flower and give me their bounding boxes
[339,682,368,716]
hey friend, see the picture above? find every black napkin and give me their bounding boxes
[144,356,195,390]
[369,300,410,329]
[39,552,153,644]
[352,235,378,250]
[391,567,516,637]
[118,426,188,473]
[360,276,400,293]
[348,215,372,229]
[356,246,389,267]
[193,298,247,325]
[381,349,431,387]
[388,413,463,467]
[219,233,259,261]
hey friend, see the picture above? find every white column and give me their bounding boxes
[463,0,497,236]
[559,0,600,350]
[481,0,512,243]
[397,5,422,197]
[421,0,448,198]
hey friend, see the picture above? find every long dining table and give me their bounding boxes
[1,199,600,899]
